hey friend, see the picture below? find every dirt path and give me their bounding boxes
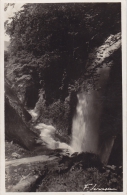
[6,155,57,167]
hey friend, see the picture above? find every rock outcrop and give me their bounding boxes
[5,80,39,150]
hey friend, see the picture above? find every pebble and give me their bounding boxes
[12,152,21,158]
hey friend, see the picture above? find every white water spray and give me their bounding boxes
[35,123,74,155]
[71,91,102,153]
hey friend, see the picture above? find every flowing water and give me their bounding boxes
[35,123,74,154]
[71,59,112,154]
[71,91,102,154]
[33,33,121,162]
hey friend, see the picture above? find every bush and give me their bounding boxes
[35,90,71,135]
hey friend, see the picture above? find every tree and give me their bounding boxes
[5,3,121,106]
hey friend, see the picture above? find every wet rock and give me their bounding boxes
[105,165,116,171]
[12,152,21,159]
[5,81,39,150]
[9,174,39,192]
[14,169,17,173]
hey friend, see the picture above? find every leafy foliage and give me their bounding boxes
[35,94,71,134]
[5,3,121,106]
[37,152,122,192]
[4,3,122,144]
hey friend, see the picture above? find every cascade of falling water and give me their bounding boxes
[35,123,75,155]
[71,33,121,161]
[71,90,102,154]
[33,33,121,161]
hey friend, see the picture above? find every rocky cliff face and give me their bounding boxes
[71,33,122,165]
[5,80,39,150]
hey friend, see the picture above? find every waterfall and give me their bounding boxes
[71,63,112,155]
[71,33,121,162]
[35,123,75,154]
[33,33,121,163]
[71,91,102,154]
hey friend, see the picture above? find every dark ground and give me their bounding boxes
[5,140,123,192]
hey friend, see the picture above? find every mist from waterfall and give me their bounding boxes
[71,63,111,154]
[71,63,112,156]
[71,91,101,154]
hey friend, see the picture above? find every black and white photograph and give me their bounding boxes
[1,0,126,193]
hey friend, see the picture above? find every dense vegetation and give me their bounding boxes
[4,3,123,192]
[5,3,121,133]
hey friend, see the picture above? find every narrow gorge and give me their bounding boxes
[4,3,123,192]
